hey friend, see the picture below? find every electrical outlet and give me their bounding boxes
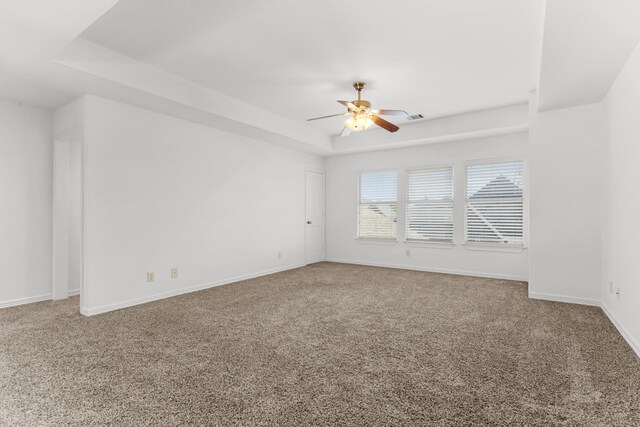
[171,268,178,279]
[278,252,282,259]
[147,272,155,283]
[610,281,614,294]
[405,249,411,257]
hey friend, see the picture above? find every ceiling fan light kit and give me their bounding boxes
[307,82,408,136]
[344,112,374,131]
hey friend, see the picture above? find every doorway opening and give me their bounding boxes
[52,127,84,310]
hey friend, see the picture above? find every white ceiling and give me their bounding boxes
[81,0,545,135]
[3,0,640,154]
[0,0,120,109]
[537,0,640,112]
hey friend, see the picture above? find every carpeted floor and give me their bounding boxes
[0,263,638,426]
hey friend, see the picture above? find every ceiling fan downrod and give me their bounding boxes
[354,82,366,101]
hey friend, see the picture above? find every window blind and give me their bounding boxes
[406,166,454,242]
[358,171,397,239]
[465,161,524,245]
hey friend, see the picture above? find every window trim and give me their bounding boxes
[356,237,398,245]
[404,240,455,249]
[463,158,528,250]
[463,242,525,253]
[356,169,399,241]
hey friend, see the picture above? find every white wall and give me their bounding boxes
[528,102,604,305]
[0,99,53,307]
[325,132,529,281]
[601,41,640,356]
[58,96,323,315]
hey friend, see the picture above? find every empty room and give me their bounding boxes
[1,0,639,425]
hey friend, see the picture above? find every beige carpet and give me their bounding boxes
[0,262,638,426]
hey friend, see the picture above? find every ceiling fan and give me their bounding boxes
[307,82,409,136]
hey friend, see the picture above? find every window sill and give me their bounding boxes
[356,238,398,246]
[463,243,526,253]
[404,240,455,249]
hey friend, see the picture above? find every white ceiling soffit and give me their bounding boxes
[80,0,544,136]
[538,0,640,112]
[331,103,529,155]
[56,39,333,154]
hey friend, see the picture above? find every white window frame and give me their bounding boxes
[463,157,528,252]
[356,169,398,242]
[404,164,455,245]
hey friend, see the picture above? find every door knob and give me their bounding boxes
[307,220,312,224]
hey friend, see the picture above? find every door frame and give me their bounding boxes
[304,168,326,265]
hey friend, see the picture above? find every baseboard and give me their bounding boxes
[0,288,82,309]
[528,291,600,307]
[324,258,528,282]
[0,293,53,309]
[601,302,640,359]
[81,263,306,316]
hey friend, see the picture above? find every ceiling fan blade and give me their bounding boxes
[337,100,359,111]
[371,115,399,133]
[339,126,351,137]
[307,112,349,121]
[373,109,408,117]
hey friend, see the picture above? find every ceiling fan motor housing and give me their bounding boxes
[351,100,371,110]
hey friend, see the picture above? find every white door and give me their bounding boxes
[305,170,325,264]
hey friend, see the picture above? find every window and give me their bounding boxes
[358,171,397,239]
[406,166,454,242]
[465,161,524,246]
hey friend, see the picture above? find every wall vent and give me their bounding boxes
[407,114,424,121]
